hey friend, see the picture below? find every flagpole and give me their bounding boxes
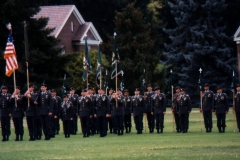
[13,70,17,107]
[170,69,175,132]
[114,32,118,107]
[105,70,108,95]
[232,70,237,132]
[24,21,30,108]
[199,68,203,131]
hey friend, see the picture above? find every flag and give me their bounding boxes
[111,34,123,79]
[82,38,92,81]
[96,46,102,86]
[140,69,146,94]
[120,73,124,91]
[104,70,109,90]
[198,68,202,92]
[231,71,235,89]
[4,28,18,77]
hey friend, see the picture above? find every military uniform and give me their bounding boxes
[145,90,155,133]
[176,90,191,133]
[235,91,240,132]
[51,94,61,137]
[11,92,24,141]
[108,94,115,133]
[78,93,93,137]
[122,90,132,133]
[68,93,78,135]
[132,88,146,134]
[172,87,181,132]
[95,93,110,137]
[201,85,214,132]
[60,99,73,138]
[89,93,98,135]
[0,88,12,141]
[213,87,229,133]
[151,87,166,133]
[111,96,124,135]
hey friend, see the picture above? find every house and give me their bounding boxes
[33,5,102,54]
[234,26,240,78]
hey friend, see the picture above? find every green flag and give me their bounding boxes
[120,73,124,91]
[111,34,123,79]
[140,69,146,94]
[82,38,92,81]
[96,46,102,86]
[104,70,109,90]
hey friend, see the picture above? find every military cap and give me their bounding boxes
[29,84,35,88]
[123,89,129,93]
[147,84,152,87]
[175,86,181,89]
[82,89,87,92]
[63,94,68,98]
[88,86,92,90]
[92,87,96,91]
[180,88,185,92]
[41,83,47,87]
[204,83,210,87]
[1,86,8,90]
[16,86,21,90]
[135,88,140,91]
[51,89,56,92]
[69,87,75,91]
[109,88,114,91]
[154,86,160,91]
[216,86,222,90]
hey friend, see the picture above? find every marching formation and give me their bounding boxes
[0,82,240,142]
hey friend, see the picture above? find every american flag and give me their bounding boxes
[4,27,18,77]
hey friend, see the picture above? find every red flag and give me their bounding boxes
[4,29,18,77]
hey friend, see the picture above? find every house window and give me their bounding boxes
[71,21,73,32]
[60,45,66,55]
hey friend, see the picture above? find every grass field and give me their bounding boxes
[0,108,239,160]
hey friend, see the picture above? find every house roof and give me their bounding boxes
[33,5,85,37]
[234,26,240,42]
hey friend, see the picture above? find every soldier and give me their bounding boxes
[200,83,214,133]
[111,92,124,135]
[132,88,146,134]
[50,89,62,137]
[24,84,38,141]
[35,83,53,140]
[108,88,115,134]
[78,89,93,138]
[234,84,240,132]
[11,86,24,141]
[68,87,78,135]
[172,86,181,132]
[60,95,73,138]
[176,88,191,133]
[213,86,229,133]
[122,89,132,133]
[145,84,155,133]
[151,86,166,133]
[0,86,11,141]
[87,87,98,135]
[94,88,110,137]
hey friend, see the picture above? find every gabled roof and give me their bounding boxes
[33,5,85,37]
[234,26,240,42]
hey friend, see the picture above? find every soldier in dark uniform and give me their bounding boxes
[111,92,124,135]
[24,84,38,141]
[87,87,97,135]
[68,87,78,135]
[145,84,155,133]
[172,86,181,132]
[234,84,240,132]
[176,88,191,133]
[60,95,73,138]
[78,89,93,138]
[151,86,166,133]
[213,86,229,133]
[200,83,214,133]
[50,89,62,137]
[108,88,115,134]
[94,88,110,137]
[35,83,53,140]
[132,88,146,134]
[11,86,24,141]
[122,89,132,133]
[0,86,12,141]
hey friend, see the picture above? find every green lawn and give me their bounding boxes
[0,108,239,160]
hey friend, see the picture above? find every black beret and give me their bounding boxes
[88,87,92,90]
[154,86,160,91]
[29,84,35,88]
[135,88,140,91]
[216,86,222,90]
[175,86,181,89]
[109,88,114,91]
[147,84,152,87]
[180,88,185,92]
[70,87,75,90]
[16,86,21,90]
[1,86,8,90]
[63,94,68,98]
[41,83,47,87]
[51,89,56,92]
[123,89,129,93]
[82,89,87,92]
[204,83,210,87]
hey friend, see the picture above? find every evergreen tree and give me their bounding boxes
[163,0,235,97]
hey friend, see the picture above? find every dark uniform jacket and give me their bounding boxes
[78,96,93,117]
[176,94,191,115]
[111,97,124,116]
[214,93,229,114]
[131,95,146,115]
[234,92,240,112]
[60,101,73,121]
[68,94,78,114]
[52,96,62,117]
[172,93,180,112]
[151,93,166,114]
[25,91,38,116]
[95,94,110,116]
[108,95,114,116]
[0,93,12,116]
[11,94,25,118]
[202,90,214,111]
[36,91,53,115]
[122,96,132,115]
[145,91,154,112]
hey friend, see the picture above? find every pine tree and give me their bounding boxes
[163,0,235,97]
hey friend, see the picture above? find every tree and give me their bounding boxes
[163,0,235,98]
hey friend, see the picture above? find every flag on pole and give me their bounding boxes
[120,73,124,91]
[96,46,102,86]
[4,24,18,77]
[198,68,202,92]
[140,69,146,94]
[82,38,92,81]
[111,33,123,79]
[104,70,109,90]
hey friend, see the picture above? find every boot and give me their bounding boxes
[15,135,19,141]
[161,128,163,133]
[65,134,67,138]
[2,136,6,142]
[222,127,225,133]
[20,135,23,141]
[157,129,160,133]
[209,128,212,133]
[117,130,120,135]
[218,127,222,133]
[129,127,131,133]
[121,130,123,135]
[125,128,128,133]
[6,135,9,141]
